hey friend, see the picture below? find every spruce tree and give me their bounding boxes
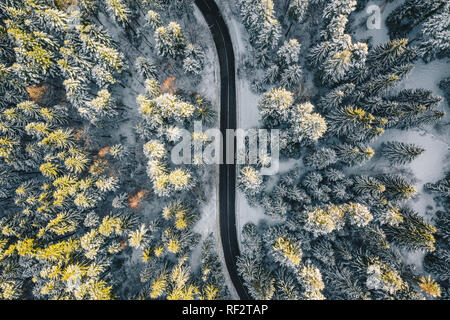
[384,207,437,252]
[381,141,425,165]
[303,147,337,170]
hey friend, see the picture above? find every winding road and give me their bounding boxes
[195,0,251,300]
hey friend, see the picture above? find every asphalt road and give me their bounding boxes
[195,0,252,300]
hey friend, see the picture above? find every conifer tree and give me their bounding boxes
[386,0,447,38]
[381,141,425,165]
[352,176,386,198]
[155,22,186,59]
[303,147,337,170]
[238,0,281,53]
[380,174,417,201]
[104,0,133,26]
[183,43,205,75]
[384,207,436,252]
[136,57,157,80]
[288,0,310,24]
[334,143,374,166]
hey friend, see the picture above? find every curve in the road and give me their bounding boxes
[195,0,251,300]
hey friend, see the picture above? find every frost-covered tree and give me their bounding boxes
[258,88,327,155]
[297,263,325,300]
[288,0,310,24]
[136,57,157,80]
[277,39,301,67]
[384,207,436,252]
[334,143,374,166]
[238,0,281,56]
[258,87,294,126]
[425,173,450,198]
[105,0,131,25]
[81,89,119,124]
[183,43,205,75]
[381,141,425,165]
[145,10,162,30]
[352,176,386,199]
[238,166,263,197]
[303,147,337,170]
[155,22,186,59]
[380,174,417,201]
[386,0,447,38]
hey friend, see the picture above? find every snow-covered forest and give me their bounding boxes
[230,0,449,300]
[0,0,449,301]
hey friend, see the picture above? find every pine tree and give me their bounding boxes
[318,83,355,112]
[362,64,414,97]
[135,57,157,80]
[366,39,409,73]
[425,173,450,198]
[258,87,294,126]
[423,209,450,298]
[145,10,162,30]
[154,22,186,59]
[274,268,301,300]
[384,207,437,252]
[381,141,425,165]
[277,39,301,67]
[246,267,276,300]
[322,0,357,22]
[238,166,263,197]
[380,174,417,201]
[386,0,447,38]
[82,89,119,124]
[266,226,303,268]
[291,102,328,143]
[288,0,310,24]
[352,176,386,198]
[303,147,337,170]
[326,106,375,139]
[418,4,450,62]
[183,43,205,75]
[105,0,131,25]
[280,65,302,88]
[238,0,281,53]
[297,264,325,300]
[334,143,374,166]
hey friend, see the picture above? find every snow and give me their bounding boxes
[402,250,426,273]
[192,9,221,118]
[397,58,449,137]
[236,191,279,248]
[342,5,450,224]
[235,160,301,249]
[399,59,449,94]
[237,80,262,129]
[213,2,271,245]
[191,3,221,244]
